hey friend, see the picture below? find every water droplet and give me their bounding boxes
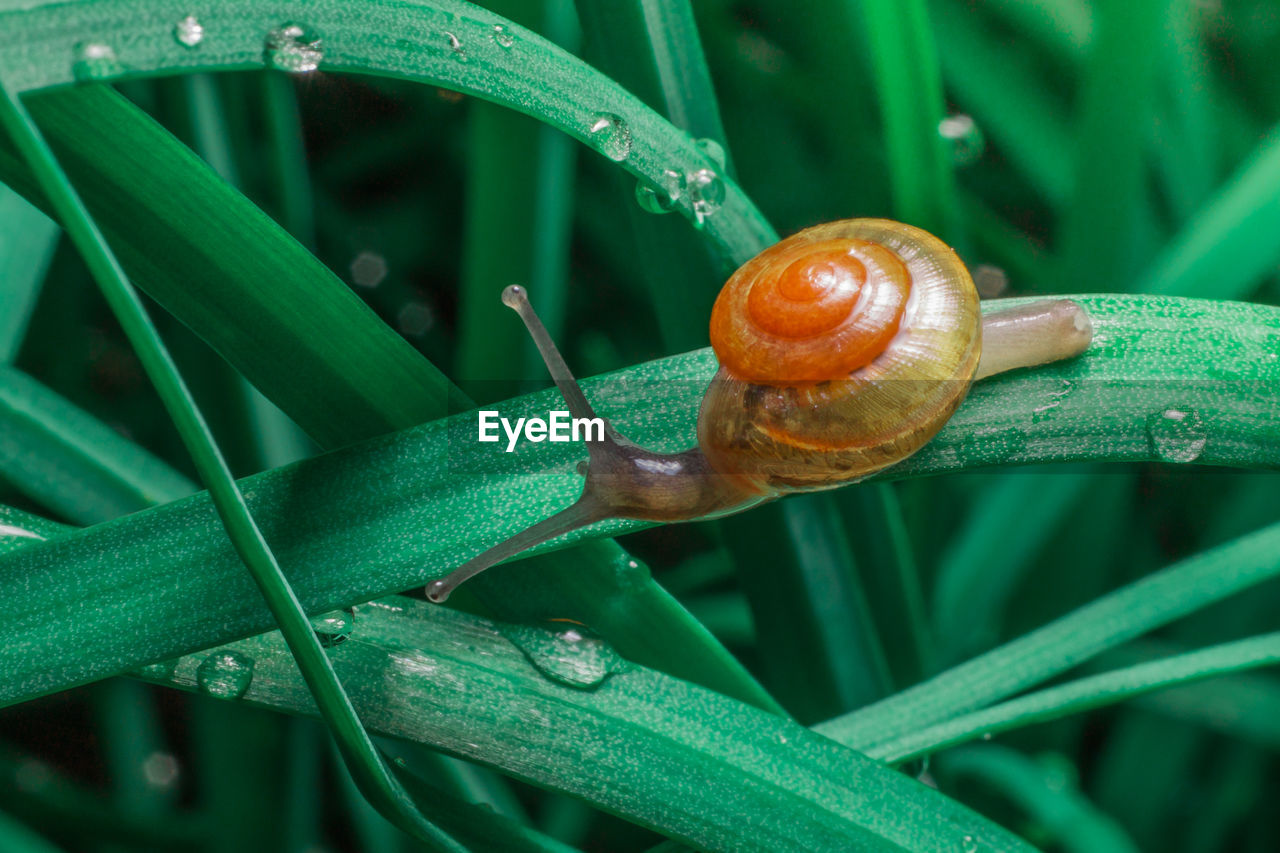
[310,608,355,647]
[72,42,123,81]
[635,169,686,214]
[1145,408,1207,463]
[445,31,466,60]
[695,137,727,169]
[589,113,632,162]
[939,114,985,167]
[688,168,725,227]
[133,658,179,680]
[196,651,255,699]
[962,835,979,853]
[506,623,628,690]
[264,24,323,73]
[491,24,515,49]
[174,14,205,48]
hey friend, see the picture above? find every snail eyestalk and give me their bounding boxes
[426,285,757,604]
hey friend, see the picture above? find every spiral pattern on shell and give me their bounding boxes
[698,218,982,492]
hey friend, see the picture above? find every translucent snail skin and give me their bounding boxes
[427,219,1093,603]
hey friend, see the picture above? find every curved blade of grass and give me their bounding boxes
[939,746,1138,853]
[0,79,465,852]
[1054,0,1166,291]
[873,631,1280,763]
[0,292,1274,701]
[0,0,775,266]
[861,0,959,240]
[136,595,1034,852]
[1091,641,1280,751]
[817,521,1280,750]
[0,84,461,448]
[0,186,57,363]
[0,294,1276,708]
[0,365,196,522]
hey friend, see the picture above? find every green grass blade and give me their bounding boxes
[940,746,1138,853]
[817,522,1280,750]
[457,0,578,399]
[723,495,892,721]
[0,186,58,363]
[1054,0,1166,291]
[874,632,1280,763]
[0,84,460,447]
[860,0,959,238]
[0,0,775,266]
[0,295,1274,710]
[136,595,1034,852]
[0,365,196,522]
[1140,125,1280,298]
[0,78,465,852]
[931,0,1072,207]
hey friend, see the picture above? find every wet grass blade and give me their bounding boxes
[0,0,775,266]
[0,365,196,522]
[135,595,1034,852]
[818,521,1280,750]
[0,77,465,852]
[874,631,1280,763]
[0,295,1273,709]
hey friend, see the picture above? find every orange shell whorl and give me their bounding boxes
[698,218,982,492]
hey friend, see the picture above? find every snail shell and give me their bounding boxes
[697,218,981,493]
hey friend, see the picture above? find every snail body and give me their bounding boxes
[427,219,1092,602]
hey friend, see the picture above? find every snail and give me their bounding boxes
[427,218,1093,602]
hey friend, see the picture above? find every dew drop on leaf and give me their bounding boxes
[589,113,633,162]
[491,24,515,49]
[173,14,204,48]
[264,24,323,73]
[688,168,725,227]
[72,42,123,81]
[506,623,628,690]
[310,607,355,647]
[196,651,255,699]
[1145,408,1207,463]
[635,169,686,214]
[695,137,727,169]
[939,113,985,167]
